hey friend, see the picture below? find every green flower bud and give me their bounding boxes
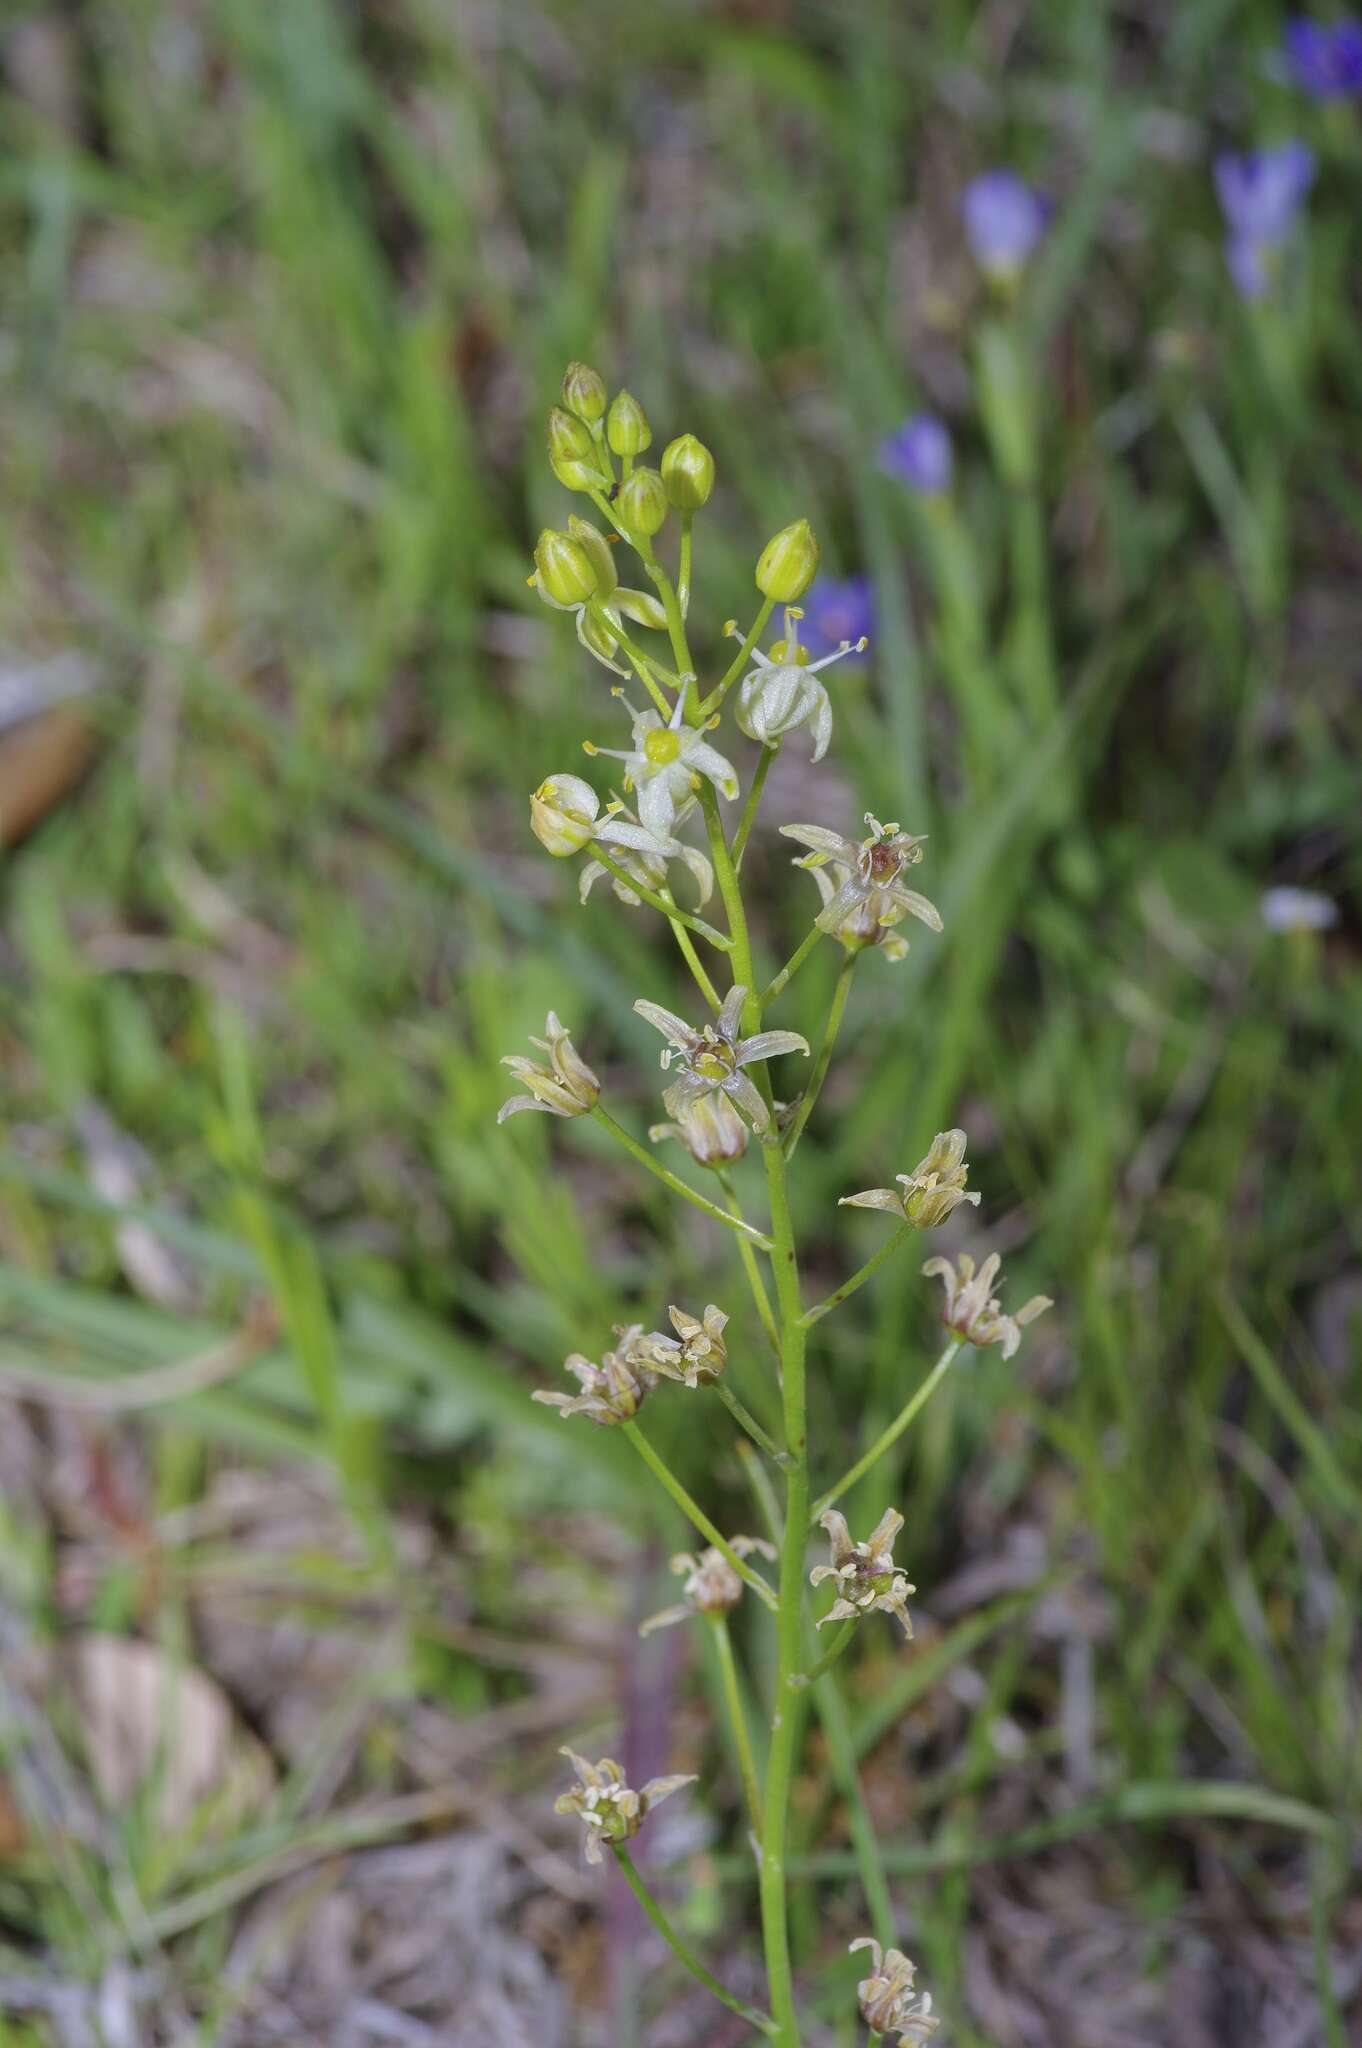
[755,519,819,602]
[661,434,716,510]
[607,389,652,456]
[615,465,669,538]
[533,527,599,608]
[566,515,618,599]
[546,407,607,493]
[561,360,607,423]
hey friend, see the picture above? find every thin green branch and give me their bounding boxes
[760,924,825,1007]
[678,511,694,617]
[716,1167,781,1359]
[612,1845,775,2035]
[661,889,723,1008]
[798,1222,913,1329]
[584,599,676,713]
[710,1614,763,1843]
[782,951,856,1159]
[698,595,776,719]
[590,1106,773,1248]
[718,1381,795,1470]
[733,744,779,871]
[736,1438,785,1550]
[810,1340,961,1524]
[621,1420,779,1611]
[585,848,735,952]
[793,1617,857,1690]
[813,1670,895,1950]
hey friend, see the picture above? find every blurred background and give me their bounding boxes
[1,2,1359,2043]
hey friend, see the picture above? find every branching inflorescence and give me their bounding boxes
[499,361,1052,2043]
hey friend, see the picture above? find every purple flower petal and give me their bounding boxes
[962,171,1049,277]
[800,576,875,656]
[1284,17,1362,99]
[878,415,954,495]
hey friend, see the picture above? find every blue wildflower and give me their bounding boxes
[800,577,875,659]
[1284,17,1362,98]
[878,416,954,496]
[961,171,1049,282]
[1214,142,1315,296]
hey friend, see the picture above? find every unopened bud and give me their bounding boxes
[534,528,599,608]
[547,406,607,493]
[615,466,669,538]
[756,518,819,602]
[530,773,600,857]
[566,516,618,599]
[607,390,652,456]
[661,434,716,510]
[561,360,606,423]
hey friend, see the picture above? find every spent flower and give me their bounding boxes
[631,1302,730,1386]
[635,983,809,1136]
[640,1537,778,1633]
[554,1750,695,1865]
[923,1249,1052,1358]
[533,1329,649,1425]
[649,1089,750,1169]
[497,1012,599,1124]
[586,694,739,841]
[841,1128,981,1228]
[850,1941,940,2043]
[781,813,942,950]
[811,1508,915,1636]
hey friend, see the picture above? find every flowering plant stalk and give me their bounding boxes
[501,362,1051,2043]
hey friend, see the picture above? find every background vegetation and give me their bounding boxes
[0,2,1358,2042]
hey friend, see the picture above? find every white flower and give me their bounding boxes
[553,1750,695,1865]
[840,1129,981,1228]
[810,1508,915,1636]
[850,1940,940,2042]
[922,1250,1051,1359]
[639,1537,777,1633]
[579,793,714,910]
[497,1013,600,1123]
[780,813,942,949]
[586,694,739,840]
[634,984,808,1136]
[733,606,865,761]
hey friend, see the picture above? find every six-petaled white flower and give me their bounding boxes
[553,1750,696,1865]
[734,606,865,762]
[780,813,942,951]
[810,1507,915,1636]
[850,1939,940,2042]
[586,694,739,841]
[841,1129,981,1228]
[634,984,809,1136]
[922,1249,1052,1359]
[497,1013,600,1124]
[578,792,714,910]
[639,1537,777,1634]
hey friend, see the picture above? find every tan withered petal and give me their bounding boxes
[629,1303,729,1387]
[841,1128,981,1228]
[532,1329,648,1425]
[634,984,808,1137]
[781,812,941,951]
[850,1939,941,2041]
[810,1507,915,1637]
[553,1748,696,1864]
[923,1249,1052,1359]
[648,1088,749,1168]
[639,1536,777,1633]
[497,1012,599,1124]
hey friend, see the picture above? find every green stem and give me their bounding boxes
[733,744,778,872]
[736,1438,785,1550]
[813,1670,894,1949]
[621,1421,779,1611]
[782,951,856,1159]
[717,1168,781,1359]
[810,1340,961,1524]
[585,848,735,952]
[710,1614,763,1843]
[798,1222,913,1329]
[584,600,677,711]
[761,925,826,1007]
[678,511,694,617]
[612,1845,775,2035]
[719,1381,794,1470]
[661,890,722,1009]
[794,1616,857,1689]
[699,595,775,719]
[591,1106,773,1248]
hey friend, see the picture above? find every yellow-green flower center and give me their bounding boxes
[644,728,683,767]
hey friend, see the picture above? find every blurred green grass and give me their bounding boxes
[1,0,1360,2034]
